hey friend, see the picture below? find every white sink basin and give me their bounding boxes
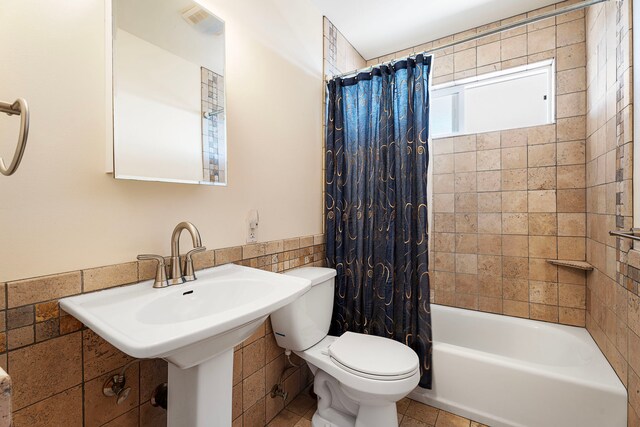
[60,263,311,427]
[138,279,273,325]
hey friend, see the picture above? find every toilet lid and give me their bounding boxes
[328,332,419,379]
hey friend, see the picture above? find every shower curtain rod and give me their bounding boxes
[327,0,609,81]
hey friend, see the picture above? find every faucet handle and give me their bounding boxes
[183,247,206,282]
[137,254,169,288]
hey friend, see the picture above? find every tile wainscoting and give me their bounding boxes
[0,235,326,426]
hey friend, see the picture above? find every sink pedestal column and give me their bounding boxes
[168,349,234,427]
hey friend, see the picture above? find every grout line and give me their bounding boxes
[80,329,86,426]
[11,384,83,415]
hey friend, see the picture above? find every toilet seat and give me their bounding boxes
[328,332,420,381]
[296,335,420,399]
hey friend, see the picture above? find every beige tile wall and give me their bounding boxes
[430,125,588,325]
[583,0,640,424]
[362,2,589,326]
[1,236,326,426]
[323,17,367,78]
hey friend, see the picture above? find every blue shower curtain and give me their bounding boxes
[325,55,433,388]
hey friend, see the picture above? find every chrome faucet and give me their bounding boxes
[169,221,205,285]
[137,221,206,288]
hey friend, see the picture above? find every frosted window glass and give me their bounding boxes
[464,72,550,133]
[431,93,457,137]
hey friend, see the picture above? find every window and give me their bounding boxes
[430,60,555,138]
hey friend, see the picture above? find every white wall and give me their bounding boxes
[0,0,324,282]
[114,30,203,182]
[115,0,226,75]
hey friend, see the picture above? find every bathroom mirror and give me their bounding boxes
[111,0,227,185]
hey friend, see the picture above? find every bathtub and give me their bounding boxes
[409,304,627,427]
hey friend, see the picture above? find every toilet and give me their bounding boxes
[271,267,420,427]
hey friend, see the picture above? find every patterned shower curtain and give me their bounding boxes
[325,54,433,388]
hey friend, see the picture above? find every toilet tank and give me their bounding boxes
[270,267,337,351]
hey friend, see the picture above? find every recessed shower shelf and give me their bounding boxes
[546,260,594,271]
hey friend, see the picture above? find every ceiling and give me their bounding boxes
[311,0,559,60]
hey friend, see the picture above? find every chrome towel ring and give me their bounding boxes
[0,98,29,176]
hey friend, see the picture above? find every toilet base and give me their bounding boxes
[311,405,398,427]
[354,403,399,427]
[312,369,400,427]
[311,404,399,427]
[312,411,346,427]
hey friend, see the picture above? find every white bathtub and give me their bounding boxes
[409,304,627,427]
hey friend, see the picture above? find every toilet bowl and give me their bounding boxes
[271,267,420,427]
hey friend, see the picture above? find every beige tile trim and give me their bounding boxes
[4,235,326,310]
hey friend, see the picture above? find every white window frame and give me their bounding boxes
[431,59,556,138]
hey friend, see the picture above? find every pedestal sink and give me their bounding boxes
[60,264,311,427]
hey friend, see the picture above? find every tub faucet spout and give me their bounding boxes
[169,221,203,285]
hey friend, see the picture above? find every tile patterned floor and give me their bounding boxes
[268,391,488,427]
